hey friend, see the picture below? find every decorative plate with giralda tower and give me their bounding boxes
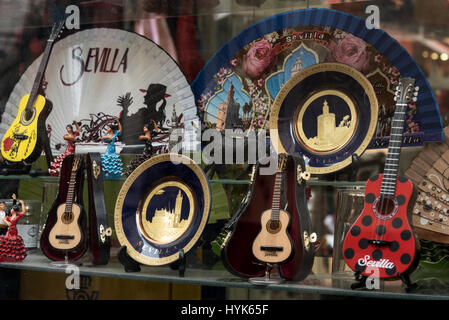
[270,62,378,174]
[0,28,199,160]
[192,8,443,174]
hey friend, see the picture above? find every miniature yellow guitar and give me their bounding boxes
[1,21,64,165]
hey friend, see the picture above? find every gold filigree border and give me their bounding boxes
[114,153,211,266]
[269,62,378,175]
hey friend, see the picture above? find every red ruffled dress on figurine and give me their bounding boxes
[49,131,79,176]
[0,212,26,262]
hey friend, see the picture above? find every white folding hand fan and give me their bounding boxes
[0,28,199,155]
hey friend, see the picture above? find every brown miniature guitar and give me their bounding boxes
[48,155,84,250]
[252,154,294,264]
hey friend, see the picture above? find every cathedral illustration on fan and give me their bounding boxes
[216,84,243,131]
[118,83,171,145]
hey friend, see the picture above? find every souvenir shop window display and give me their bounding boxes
[0,194,27,262]
[100,118,123,177]
[48,121,80,176]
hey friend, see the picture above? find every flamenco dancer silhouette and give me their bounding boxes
[118,83,170,145]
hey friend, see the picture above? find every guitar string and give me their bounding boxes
[65,156,79,239]
[378,86,411,248]
[379,101,404,243]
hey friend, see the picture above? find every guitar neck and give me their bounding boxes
[25,38,55,112]
[271,171,283,221]
[65,162,79,213]
[380,102,408,196]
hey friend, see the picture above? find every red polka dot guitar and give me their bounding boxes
[342,78,420,285]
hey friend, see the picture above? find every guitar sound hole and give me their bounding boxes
[21,108,36,124]
[266,220,281,234]
[374,196,398,219]
[24,109,34,122]
[62,212,74,224]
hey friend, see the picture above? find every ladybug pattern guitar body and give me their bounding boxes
[342,174,418,278]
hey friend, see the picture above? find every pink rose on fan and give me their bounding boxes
[389,67,400,77]
[243,39,274,78]
[332,34,370,72]
[408,122,419,133]
[374,54,382,63]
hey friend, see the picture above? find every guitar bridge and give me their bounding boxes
[260,246,283,252]
[55,235,75,240]
[13,133,29,140]
[368,239,393,246]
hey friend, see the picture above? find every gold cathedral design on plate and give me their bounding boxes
[151,190,187,229]
[296,90,357,153]
[139,181,195,245]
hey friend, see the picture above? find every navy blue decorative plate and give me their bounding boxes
[270,63,378,174]
[192,8,443,148]
[114,154,211,266]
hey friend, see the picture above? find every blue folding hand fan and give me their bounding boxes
[192,8,443,174]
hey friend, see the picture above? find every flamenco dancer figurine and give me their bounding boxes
[125,120,159,176]
[49,121,80,176]
[0,194,26,262]
[101,118,123,177]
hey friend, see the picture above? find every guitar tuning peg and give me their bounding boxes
[415,86,420,91]
[413,97,417,102]
[413,91,418,96]
[394,96,398,101]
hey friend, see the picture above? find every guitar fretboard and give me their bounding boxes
[65,158,79,213]
[380,103,408,196]
[270,171,283,221]
[25,37,56,112]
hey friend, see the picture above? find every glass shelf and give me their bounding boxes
[0,174,366,187]
[0,251,447,300]
[0,174,365,189]
[0,175,250,184]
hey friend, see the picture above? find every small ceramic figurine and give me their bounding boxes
[125,120,159,176]
[101,118,123,177]
[49,120,80,176]
[0,194,26,262]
